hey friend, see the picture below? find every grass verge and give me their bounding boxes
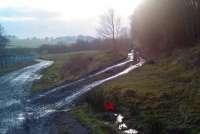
[69,104,117,134]
[71,45,200,134]
[32,50,126,91]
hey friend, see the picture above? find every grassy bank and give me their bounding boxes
[71,45,200,134]
[69,104,117,134]
[0,61,37,76]
[32,50,126,91]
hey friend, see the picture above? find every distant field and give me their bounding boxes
[7,38,47,48]
[32,50,126,91]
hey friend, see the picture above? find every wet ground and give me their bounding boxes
[0,59,53,134]
[0,53,144,134]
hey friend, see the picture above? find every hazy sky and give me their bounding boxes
[0,0,142,38]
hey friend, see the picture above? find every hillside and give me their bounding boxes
[32,50,126,91]
[70,44,200,134]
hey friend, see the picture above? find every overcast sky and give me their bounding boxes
[0,0,142,38]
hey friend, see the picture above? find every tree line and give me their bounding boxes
[38,37,131,55]
[0,25,9,54]
[38,9,131,55]
[4,0,200,60]
[131,0,200,59]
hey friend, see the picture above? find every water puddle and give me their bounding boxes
[115,114,138,134]
[1,50,145,134]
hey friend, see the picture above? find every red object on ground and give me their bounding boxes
[104,102,114,111]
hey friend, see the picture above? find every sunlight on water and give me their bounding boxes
[31,51,145,121]
[0,60,53,134]
[17,113,25,120]
[115,114,138,134]
[0,51,144,134]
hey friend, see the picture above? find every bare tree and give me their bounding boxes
[97,9,122,45]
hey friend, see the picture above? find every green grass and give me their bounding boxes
[73,45,200,134]
[0,61,37,76]
[32,52,75,90]
[32,50,125,91]
[69,104,117,134]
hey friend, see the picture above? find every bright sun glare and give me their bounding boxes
[0,0,142,37]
